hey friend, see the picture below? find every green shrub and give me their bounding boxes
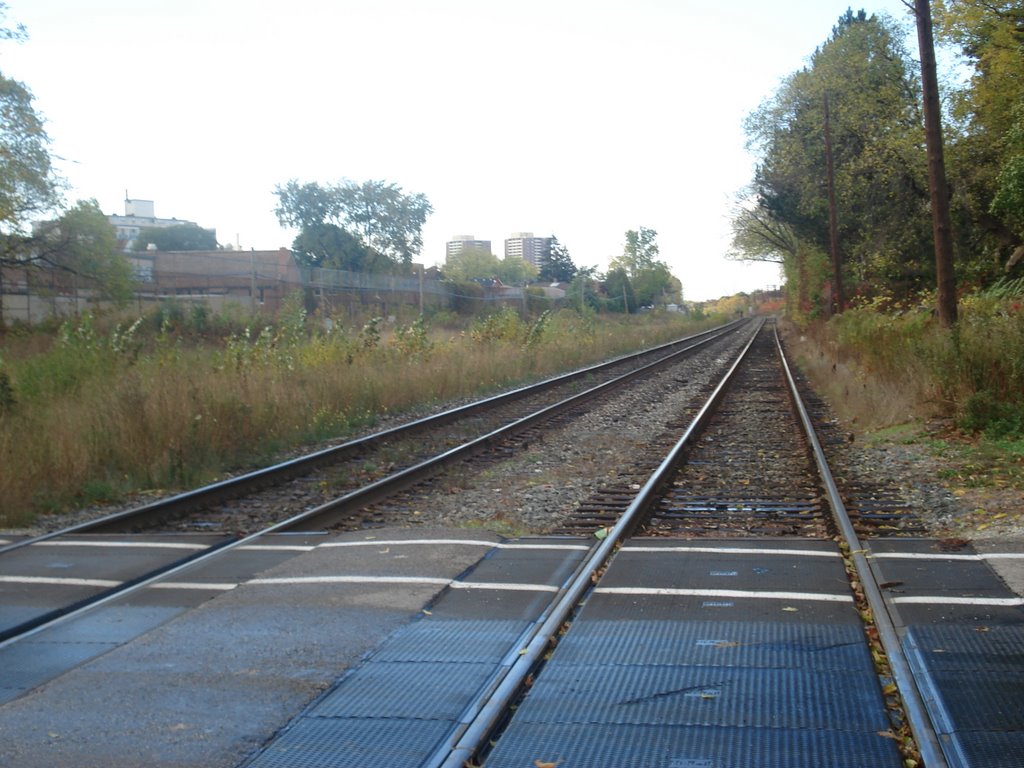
[960,390,1024,438]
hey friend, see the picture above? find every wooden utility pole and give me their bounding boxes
[823,93,844,315]
[913,0,958,326]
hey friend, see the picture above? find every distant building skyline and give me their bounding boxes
[504,232,552,268]
[445,234,492,262]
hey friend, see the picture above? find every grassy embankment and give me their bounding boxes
[0,303,719,526]
[783,288,1024,532]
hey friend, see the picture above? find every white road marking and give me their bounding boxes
[34,540,208,550]
[891,595,1024,607]
[0,575,120,587]
[870,551,1024,561]
[594,586,852,602]
[619,546,840,558]
[150,582,238,591]
[249,575,452,586]
[320,539,589,551]
[450,581,559,592]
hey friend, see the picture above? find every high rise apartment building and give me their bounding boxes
[504,232,551,268]
[445,235,492,261]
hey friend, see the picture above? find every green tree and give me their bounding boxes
[989,103,1024,272]
[538,235,577,282]
[291,222,372,270]
[273,180,341,230]
[744,10,931,305]
[568,266,601,312]
[610,226,660,276]
[0,73,61,261]
[34,200,133,305]
[604,267,636,313]
[133,222,217,251]
[935,0,1024,278]
[634,263,681,307]
[274,178,432,271]
[496,254,538,285]
[442,246,501,282]
[608,227,678,307]
[337,179,432,267]
[728,192,798,266]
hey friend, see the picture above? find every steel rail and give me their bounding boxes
[426,319,765,768]
[278,319,739,530]
[0,324,744,648]
[0,321,743,551]
[774,325,948,768]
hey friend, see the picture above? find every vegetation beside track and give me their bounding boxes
[783,287,1024,537]
[0,299,719,525]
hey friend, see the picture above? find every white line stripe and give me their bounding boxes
[871,552,1024,562]
[320,539,588,551]
[321,539,498,549]
[871,552,983,561]
[450,581,559,593]
[0,575,121,588]
[149,582,238,591]
[237,544,317,552]
[492,543,590,550]
[249,575,452,586]
[620,546,840,558]
[593,586,853,602]
[35,540,208,550]
[891,595,1024,607]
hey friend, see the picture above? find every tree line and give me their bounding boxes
[0,1,684,321]
[730,2,1024,321]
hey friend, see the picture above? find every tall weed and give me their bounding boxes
[0,307,710,523]
[823,295,1024,437]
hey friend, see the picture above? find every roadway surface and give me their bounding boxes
[0,528,1022,767]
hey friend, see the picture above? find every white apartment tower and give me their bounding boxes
[445,235,493,261]
[504,232,552,268]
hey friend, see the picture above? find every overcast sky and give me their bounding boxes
[4,0,921,300]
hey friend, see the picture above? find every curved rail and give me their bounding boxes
[0,321,747,646]
[0,320,744,551]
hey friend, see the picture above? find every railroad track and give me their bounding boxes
[0,318,958,767]
[368,318,943,768]
[0,320,750,644]
[223,317,948,768]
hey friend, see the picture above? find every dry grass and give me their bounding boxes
[780,319,939,431]
[0,308,714,525]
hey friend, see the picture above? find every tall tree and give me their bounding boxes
[0,73,61,262]
[744,10,931,304]
[728,191,798,266]
[604,267,636,313]
[913,0,958,325]
[934,0,1024,279]
[33,200,134,305]
[273,178,432,271]
[609,227,679,307]
[538,235,577,282]
[988,104,1024,272]
[610,226,660,276]
[291,222,372,270]
[336,179,433,267]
